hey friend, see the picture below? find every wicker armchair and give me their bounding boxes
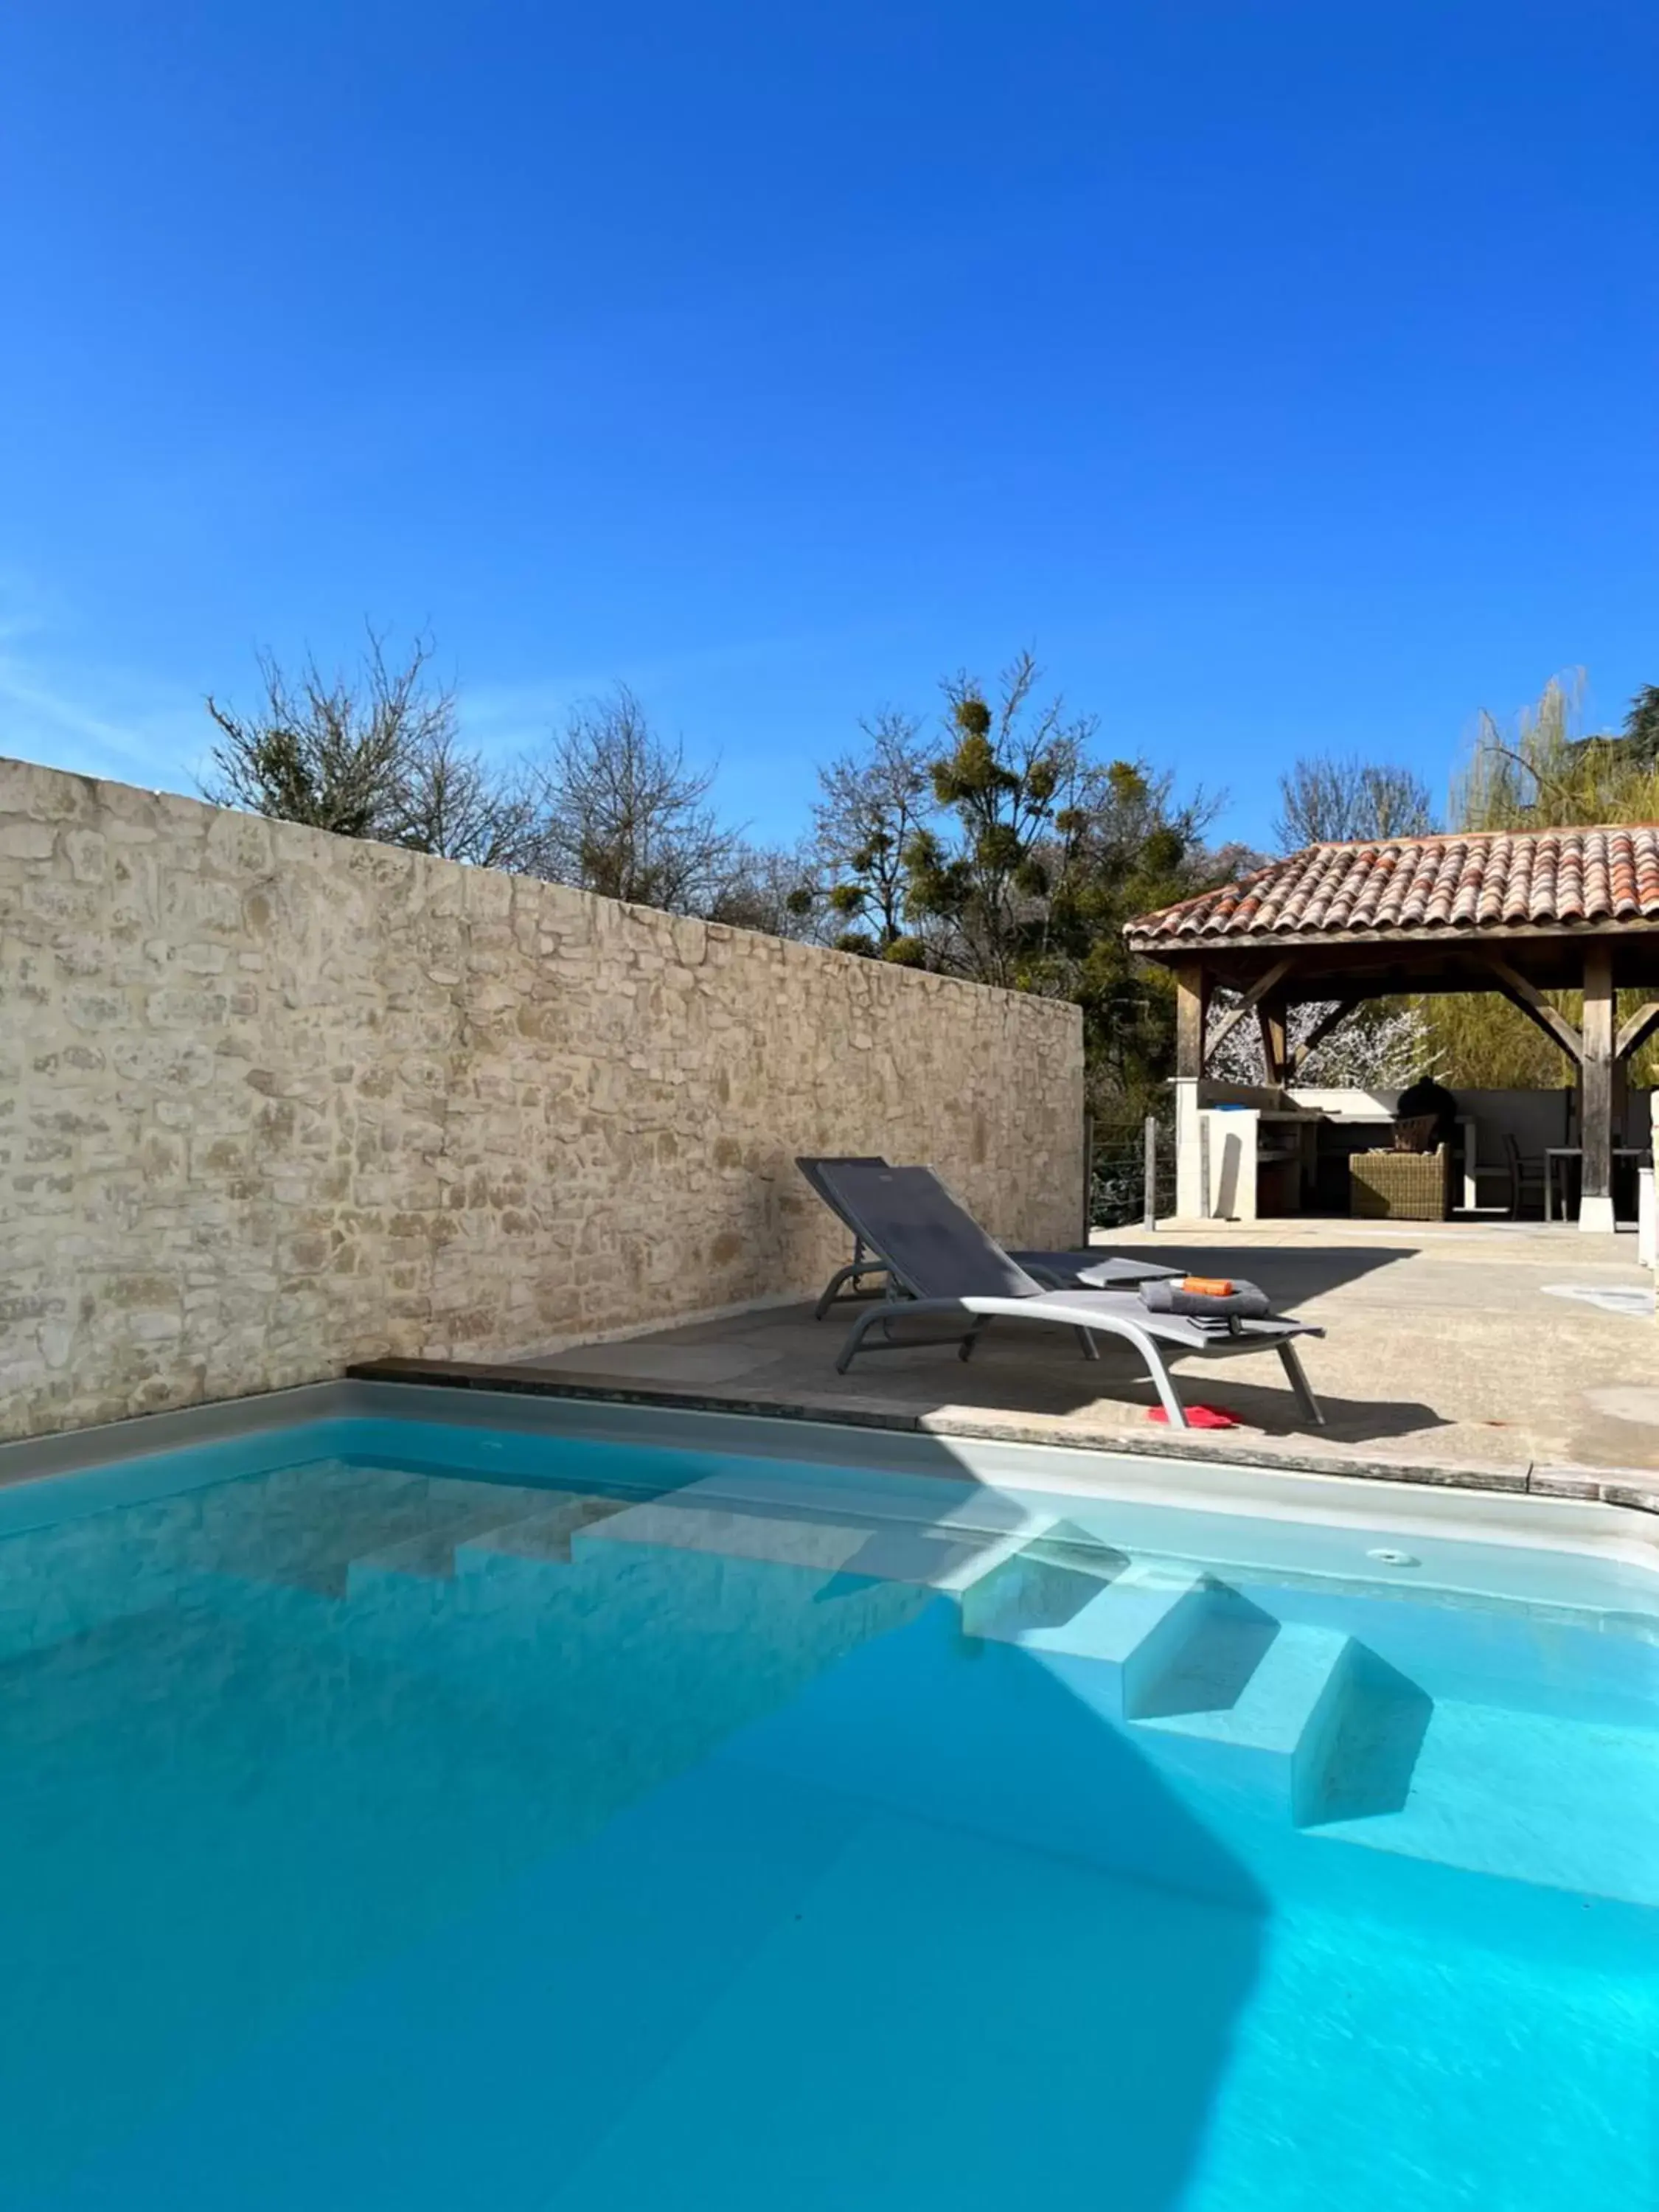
[1349,1143,1452,1221]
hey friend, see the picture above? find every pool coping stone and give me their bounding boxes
[343,1357,1659,1515]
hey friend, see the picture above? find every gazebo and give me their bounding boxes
[1125,824,1659,1231]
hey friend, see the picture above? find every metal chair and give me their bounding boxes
[1469,1133,1548,1218]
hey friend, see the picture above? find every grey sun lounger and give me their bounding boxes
[797,1155,1183,1319]
[808,1160,1326,1433]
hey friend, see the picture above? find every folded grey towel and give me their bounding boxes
[1072,1256,1184,1287]
[1141,1277,1274,1320]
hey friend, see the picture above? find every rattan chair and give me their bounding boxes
[1349,1143,1452,1221]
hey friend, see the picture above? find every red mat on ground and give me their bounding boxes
[1146,1405,1240,1430]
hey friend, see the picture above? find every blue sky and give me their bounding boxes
[2,0,1655,850]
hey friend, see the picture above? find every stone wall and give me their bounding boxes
[0,756,1084,1441]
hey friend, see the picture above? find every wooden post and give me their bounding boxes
[1255,997,1290,1088]
[1174,962,1208,1080]
[1580,943,1616,1233]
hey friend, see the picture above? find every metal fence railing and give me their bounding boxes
[1087,1115,1175,1232]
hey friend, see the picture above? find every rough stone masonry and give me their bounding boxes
[0,755,1084,1441]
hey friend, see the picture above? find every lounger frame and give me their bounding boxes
[803,1160,1325,1433]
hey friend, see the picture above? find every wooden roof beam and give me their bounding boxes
[1615,1001,1659,1062]
[1287,997,1363,1079]
[1482,953,1584,1065]
[1204,957,1299,1060]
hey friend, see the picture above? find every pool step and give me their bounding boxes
[954,1530,1127,1641]
[1139,1623,1360,1826]
[0,1459,506,1643]
[572,1490,1060,1594]
[343,1484,601,1593]
[964,1559,1219,1722]
[452,1496,627,1574]
[1312,1698,1659,1907]
[964,1552,1405,1827]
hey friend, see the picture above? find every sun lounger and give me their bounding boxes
[797,1155,1182,1319]
[807,1160,1325,1432]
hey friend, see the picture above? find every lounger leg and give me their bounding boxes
[815,1256,893,1319]
[1141,1347,1188,1428]
[958,1316,991,1363]
[1072,1326,1099,1361]
[814,1262,861,1321]
[1278,1342,1326,1427]
[835,1303,894,1374]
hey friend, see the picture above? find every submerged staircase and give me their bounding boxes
[516,1478,1659,1909]
[15,1458,1654,1910]
[960,1547,1400,1829]
[952,1530,1659,1906]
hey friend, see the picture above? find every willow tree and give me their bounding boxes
[1421,672,1659,1086]
[1453,671,1659,831]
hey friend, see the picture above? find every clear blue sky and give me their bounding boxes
[2,0,1655,850]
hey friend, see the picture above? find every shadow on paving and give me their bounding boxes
[406,1238,1450,1448]
[780,1240,1443,1441]
[1091,1239,1414,1306]
[812,1328,1453,1446]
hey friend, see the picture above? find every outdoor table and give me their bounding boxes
[1544,1146,1655,1222]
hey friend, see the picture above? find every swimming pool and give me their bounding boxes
[1,1390,1655,2210]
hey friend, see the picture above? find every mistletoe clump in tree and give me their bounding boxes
[814,652,1228,1116]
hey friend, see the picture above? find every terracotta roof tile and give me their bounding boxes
[1127,825,1659,947]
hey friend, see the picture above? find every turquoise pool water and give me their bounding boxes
[2,1415,1657,2210]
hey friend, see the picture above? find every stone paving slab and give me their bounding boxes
[346,1214,1658,1507]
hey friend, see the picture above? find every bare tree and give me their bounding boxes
[1206,993,1432,1088]
[394,723,543,871]
[1272,755,1436,851]
[706,839,823,939]
[204,627,456,841]
[530,684,745,914]
[812,709,936,955]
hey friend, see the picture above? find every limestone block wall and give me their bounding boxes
[0,756,1084,1441]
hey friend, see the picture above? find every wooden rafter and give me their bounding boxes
[1615,1001,1659,1062]
[1287,997,1363,1079]
[1481,953,1584,1066]
[1206,958,1298,1059]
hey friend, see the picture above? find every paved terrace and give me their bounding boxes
[357,1219,1659,1496]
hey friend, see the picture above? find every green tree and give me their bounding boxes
[1041,759,1229,1119]
[901,653,1099,989]
[1622,684,1659,766]
[867,653,1227,1116]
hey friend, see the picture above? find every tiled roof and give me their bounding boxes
[1127,825,1659,947]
